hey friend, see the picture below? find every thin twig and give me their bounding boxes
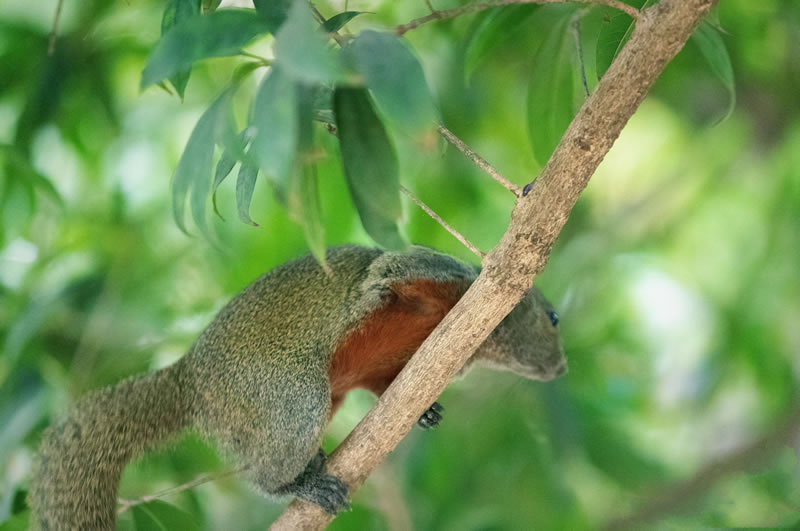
[603,407,800,530]
[117,466,249,514]
[437,124,521,197]
[396,0,639,35]
[322,116,482,257]
[571,11,591,98]
[400,185,485,258]
[308,2,326,23]
[48,0,65,56]
[309,2,347,46]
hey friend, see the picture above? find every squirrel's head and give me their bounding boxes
[472,287,567,381]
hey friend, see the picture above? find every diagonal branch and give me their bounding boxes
[396,0,639,36]
[272,1,715,529]
[400,185,486,258]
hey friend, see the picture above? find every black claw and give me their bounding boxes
[417,402,444,429]
[281,452,349,514]
[307,449,327,474]
[310,473,349,514]
[522,182,534,196]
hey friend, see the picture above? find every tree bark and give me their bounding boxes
[271,0,715,528]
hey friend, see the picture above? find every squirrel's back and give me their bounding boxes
[186,245,383,369]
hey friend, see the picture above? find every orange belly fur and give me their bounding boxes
[327,279,464,414]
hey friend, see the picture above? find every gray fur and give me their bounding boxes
[28,245,566,530]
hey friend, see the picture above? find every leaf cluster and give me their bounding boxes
[145,0,442,264]
[145,0,734,268]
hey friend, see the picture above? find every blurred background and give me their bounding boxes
[1,0,799,529]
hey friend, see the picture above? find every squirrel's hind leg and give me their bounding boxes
[274,449,349,514]
[233,367,348,513]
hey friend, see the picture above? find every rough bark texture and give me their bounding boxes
[271,0,715,528]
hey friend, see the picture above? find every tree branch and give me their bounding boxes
[396,0,639,36]
[603,406,800,530]
[272,0,714,528]
[437,124,521,197]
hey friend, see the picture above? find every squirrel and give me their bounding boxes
[28,245,566,530]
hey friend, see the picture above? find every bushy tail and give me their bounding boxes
[29,364,190,530]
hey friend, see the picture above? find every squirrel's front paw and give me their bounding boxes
[295,472,350,514]
[417,402,444,429]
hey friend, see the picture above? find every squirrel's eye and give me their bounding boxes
[547,311,559,327]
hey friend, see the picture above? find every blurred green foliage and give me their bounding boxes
[1,0,799,529]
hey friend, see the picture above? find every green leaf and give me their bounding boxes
[321,11,366,34]
[595,0,649,80]
[216,97,252,167]
[172,91,229,234]
[211,128,254,220]
[348,30,438,134]
[527,10,583,165]
[212,129,252,189]
[161,0,199,39]
[251,67,297,204]
[313,109,335,125]
[334,87,406,250]
[292,163,329,267]
[289,84,327,268]
[253,0,291,33]
[463,5,540,82]
[160,0,200,98]
[211,155,235,220]
[334,88,400,217]
[691,20,736,122]
[142,9,270,89]
[236,158,259,226]
[213,146,237,187]
[311,84,334,124]
[357,204,406,250]
[290,164,328,267]
[274,1,343,84]
[0,510,29,531]
[232,60,265,84]
[130,500,201,531]
[201,0,222,13]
